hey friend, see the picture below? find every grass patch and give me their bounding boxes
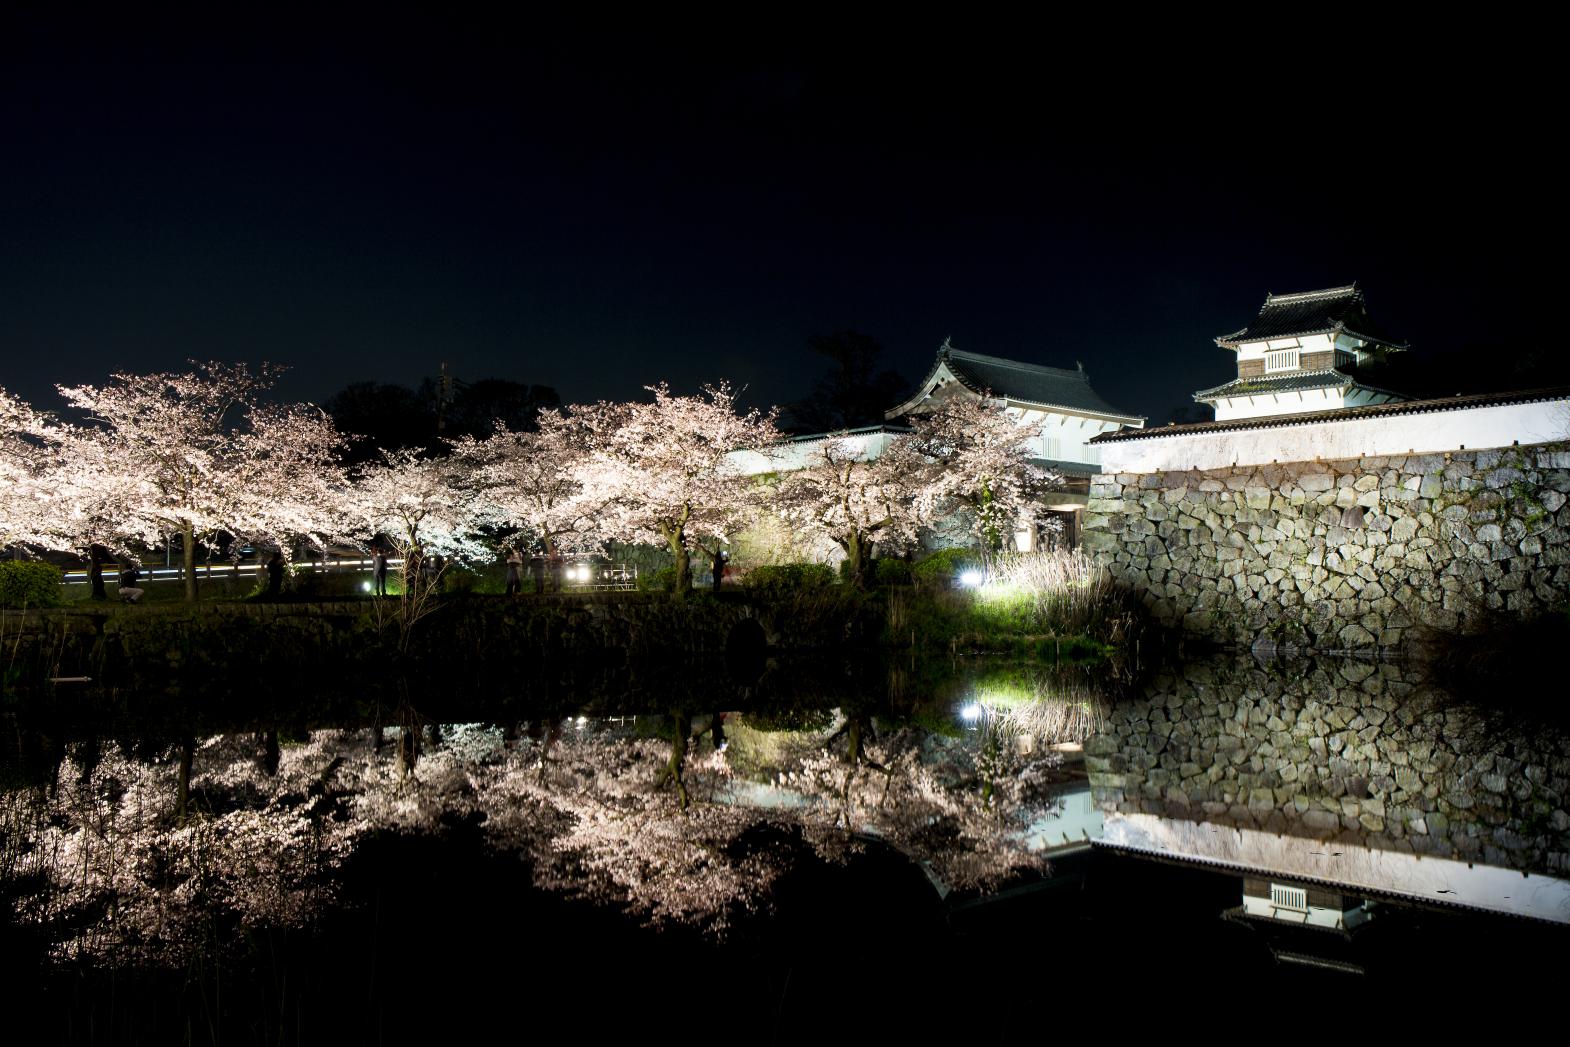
[885,551,1147,658]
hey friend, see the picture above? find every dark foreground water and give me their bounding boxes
[3,652,1567,1042]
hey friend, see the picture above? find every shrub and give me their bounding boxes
[912,548,978,588]
[745,562,835,593]
[873,558,913,587]
[282,567,367,600]
[637,566,680,593]
[0,561,63,609]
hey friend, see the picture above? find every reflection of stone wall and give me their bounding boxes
[1084,659,1570,876]
[1082,445,1570,649]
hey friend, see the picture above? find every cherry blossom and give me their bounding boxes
[777,434,929,585]
[52,362,347,599]
[907,395,1062,556]
[571,383,781,594]
[449,409,604,556]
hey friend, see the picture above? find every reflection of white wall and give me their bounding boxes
[1022,784,1103,850]
[1099,812,1570,923]
[1096,397,1569,475]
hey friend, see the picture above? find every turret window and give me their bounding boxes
[1264,349,1300,372]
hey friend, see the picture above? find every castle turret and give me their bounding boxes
[1194,285,1409,421]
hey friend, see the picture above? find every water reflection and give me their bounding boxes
[7,651,1567,975]
[2,660,1098,964]
[1086,657,1570,923]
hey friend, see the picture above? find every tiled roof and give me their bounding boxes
[1090,386,1570,443]
[785,424,910,444]
[1215,285,1407,351]
[1193,369,1355,401]
[891,342,1142,421]
[1035,458,1101,478]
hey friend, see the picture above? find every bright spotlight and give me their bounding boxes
[361,581,372,592]
[959,570,984,588]
[960,703,983,723]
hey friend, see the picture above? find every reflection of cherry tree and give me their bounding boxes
[767,715,1061,890]
[478,727,787,934]
[3,715,1062,964]
[3,734,368,964]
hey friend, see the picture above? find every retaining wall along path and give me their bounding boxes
[1082,443,1570,649]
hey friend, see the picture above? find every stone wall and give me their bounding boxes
[1084,658,1570,876]
[1082,443,1570,649]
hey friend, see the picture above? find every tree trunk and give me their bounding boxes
[665,713,689,810]
[668,531,691,597]
[845,532,867,589]
[261,729,280,776]
[182,524,198,602]
[88,545,108,600]
[177,736,195,825]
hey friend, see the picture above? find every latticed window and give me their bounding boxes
[1264,349,1300,372]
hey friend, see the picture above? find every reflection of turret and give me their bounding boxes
[1221,876,1376,975]
[1233,875,1375,931]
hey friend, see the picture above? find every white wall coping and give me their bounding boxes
[1091,394,1569,474]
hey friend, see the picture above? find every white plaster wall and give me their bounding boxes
[1096,398,1570,474]
[1214,386,1347,421]
[727,430,899,477]
[730,401,1135,477]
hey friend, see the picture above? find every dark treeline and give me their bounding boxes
[784,330,909,434]
[324,375,561,463]
[327,332,912,457]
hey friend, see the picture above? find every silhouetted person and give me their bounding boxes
[117,563,144,603]
[528,554,545,593]
[505,547,523,595]
[372,546,389,596]
[266,551,285,598]
[711,549,727,592]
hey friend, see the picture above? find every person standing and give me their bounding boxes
[504,547,524,595]
[266,551,285,598]
[528,552,545,594]
[372,545,389,597]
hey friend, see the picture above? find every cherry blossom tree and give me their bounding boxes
[0,386,62,552]
[53,362,348,600]
[907,396,1061,557]
[339,447,493,579]
[777,434,929,587]
[449,409,602,557]
[574,383,780,595]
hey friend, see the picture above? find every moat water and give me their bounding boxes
[3,651,1566,1040]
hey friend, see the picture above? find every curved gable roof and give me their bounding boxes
[888,342,1142,422]
[1215,284,1408,351]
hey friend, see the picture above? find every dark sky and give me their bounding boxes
[2,24,1560,425]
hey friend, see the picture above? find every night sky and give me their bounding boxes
[3,26,1560,425]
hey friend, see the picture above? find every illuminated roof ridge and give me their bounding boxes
[1216,282,1407,351]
